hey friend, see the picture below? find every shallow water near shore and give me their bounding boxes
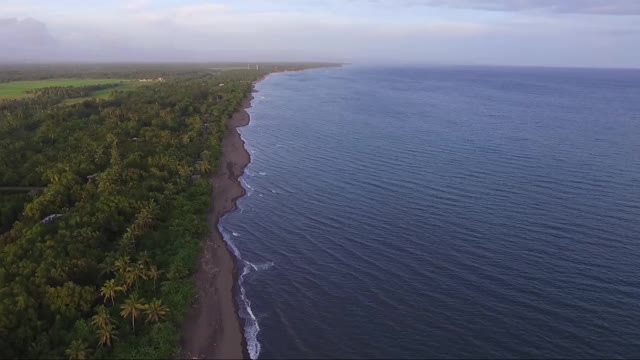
[220,65,640,358]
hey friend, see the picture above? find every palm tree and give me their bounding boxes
[124,262,147,291]
[144,299,169,324]
[120,294,146,332]
[91,305,113,329]
[28,336,49,358]
[99,253,118,277]
[134,202,156,235]
[135,261,148,282]
[96,324,118,348]
[114,256,130,277]
[197,161,211,175]
[124,267,136,291]
[138,251,152,267]
[100,280,121,305]
[65,340,89,360]
[147,265,163,293]
[119,229,136,254]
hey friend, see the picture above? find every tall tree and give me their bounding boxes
[135,202,156,233]
[64,340,89,360]
[113,256,130,278]
[144,299,170,324]
[91,305,113,330]
[99,280,121,305]
[124,262,147,291]
[96,324,118,348]
[138,251,151,267]
[120,294,146,332]
[197,160,211,175]
[147,265,162,294]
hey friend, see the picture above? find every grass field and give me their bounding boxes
[0,78,128,99]
[62,81,150,105]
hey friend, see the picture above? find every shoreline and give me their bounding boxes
[181,67,335,359]
[180,86,257,359]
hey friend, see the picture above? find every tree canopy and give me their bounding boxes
[0,63,330,358]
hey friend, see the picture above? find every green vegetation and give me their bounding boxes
[0,63,333,358]
[0,79,128,99]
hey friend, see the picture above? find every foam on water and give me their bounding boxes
[217,225,259,359]
[237,261,261,360]
[240,178,255,196]
[218,222,275,360]
[245,170,267,177]
[248,261,275,272]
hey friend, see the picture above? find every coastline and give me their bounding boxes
[180,67,335,359]
[180,86,257,359]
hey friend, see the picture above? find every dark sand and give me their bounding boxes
[180,92,255,359]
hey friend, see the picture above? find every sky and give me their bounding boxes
[1,0,640,67]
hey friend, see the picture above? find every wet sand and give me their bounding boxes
[180,91,255,359]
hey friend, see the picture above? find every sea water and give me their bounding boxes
[220,65,640,358]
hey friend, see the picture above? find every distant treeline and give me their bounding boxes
[0,64,329,358]
[0,63,341,83]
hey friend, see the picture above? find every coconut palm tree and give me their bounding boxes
[124,267,136,291]
[120,294,146,332]
[197,160,211,175]
[124,262,147,291]
[100,280,121,305]
[133,202,156,235]
[28,337,49,358]
[96,324,118,348]
[99,253,118,277]
[114,256,130,277]
[147,265,163,294]
[144,299,169,324]
[135,261,148,282]
[138,251,152,267]
[64,340,89,360]
[134,261,147,291]
[120,228,136,253]
[91,305,113,329]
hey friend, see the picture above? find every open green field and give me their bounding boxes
[62,81,151,104]
[0,78,128,99]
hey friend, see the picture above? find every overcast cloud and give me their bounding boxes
[403,0,640,15]
[0,0,639,67]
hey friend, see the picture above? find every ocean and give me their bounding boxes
[220,65,640,358]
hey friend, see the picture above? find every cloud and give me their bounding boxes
[173,3,229,17]
[1,1,639,67]
[125,0,153,11]
[390,0,640,15]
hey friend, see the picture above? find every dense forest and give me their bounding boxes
[0,63,331,358]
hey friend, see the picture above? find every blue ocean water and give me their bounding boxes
[220,66,640,359]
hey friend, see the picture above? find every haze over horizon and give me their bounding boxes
[1,0,640,68]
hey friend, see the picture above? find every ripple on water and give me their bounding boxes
[228,66,640,358]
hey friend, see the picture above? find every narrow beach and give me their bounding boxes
[180,90,256,359]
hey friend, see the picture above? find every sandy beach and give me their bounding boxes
[180,90,255,359]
